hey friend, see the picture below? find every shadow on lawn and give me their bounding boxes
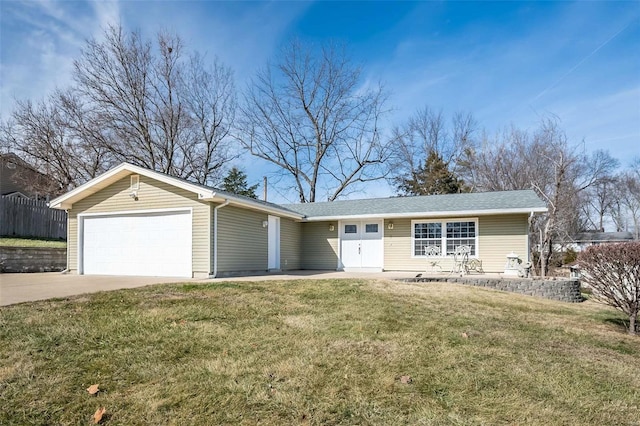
[601,316,632,334]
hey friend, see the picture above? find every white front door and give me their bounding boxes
[341,221,362,269]
[268,215,281,270]
[340,220,383,272]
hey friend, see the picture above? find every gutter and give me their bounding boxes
[204,196,303,220]
[300,207,549,222]
[211,199,230,278]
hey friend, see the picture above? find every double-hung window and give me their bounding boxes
[413,222,442,256]
[412,219,477,257]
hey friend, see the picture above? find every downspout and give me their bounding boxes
[528,211,534,264]
[61,209,70,274]
[211,200,230,278]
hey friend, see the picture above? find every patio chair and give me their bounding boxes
[423,245,442,273]
[449,245,471,276]
[467,258,484,274]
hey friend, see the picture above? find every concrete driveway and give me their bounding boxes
[0,273,194,306]
[0,270,421,306]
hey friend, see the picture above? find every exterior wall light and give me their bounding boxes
[387,222,394,230]
[262,220,268,228]
[329,224,335,232]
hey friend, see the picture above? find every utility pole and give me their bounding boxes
[263,176,267,201]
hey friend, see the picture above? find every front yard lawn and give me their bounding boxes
[1,279,638,425]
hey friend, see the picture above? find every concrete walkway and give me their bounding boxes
[0,271,421,306]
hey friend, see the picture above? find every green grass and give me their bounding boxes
[0,237,67,248]
[1,279,639,425]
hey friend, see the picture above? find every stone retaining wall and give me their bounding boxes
[399,276,583,303]
[0,247,67,273]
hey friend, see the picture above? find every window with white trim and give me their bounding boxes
[412,219,477,257]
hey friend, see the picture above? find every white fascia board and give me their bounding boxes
[301,207,548,222]
[49,162,215,210]
[205,193,304,220]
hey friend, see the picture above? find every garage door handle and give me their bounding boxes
[358,244,361,254]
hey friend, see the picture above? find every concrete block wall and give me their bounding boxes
[0,247,67,273]
[401,276,583,303]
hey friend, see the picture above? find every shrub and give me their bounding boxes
[563,248,578,265]
[578,242,640,335]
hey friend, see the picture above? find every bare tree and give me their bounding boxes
[0,94,109,194]
[71,25,237,185]
[461,118,618,276]
[237,40,389,202]
[581,174,619,232]
[2,25,237,191]
[614,161,640,239]
[389,106,476,192]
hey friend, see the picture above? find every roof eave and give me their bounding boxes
[300,206,548,222]
[204,193,304,220]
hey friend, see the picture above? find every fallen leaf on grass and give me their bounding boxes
[93,407,106,424]
[461,332,469,339]
[399,375,412,384]
[86,384,99,395]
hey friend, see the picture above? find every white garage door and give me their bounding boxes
[81,210,192,277]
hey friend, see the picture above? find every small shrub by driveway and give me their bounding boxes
[1,279,639,425]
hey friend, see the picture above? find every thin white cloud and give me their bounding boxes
[0,1,124,117]
[529,18,637,105]
[91,1,121,34]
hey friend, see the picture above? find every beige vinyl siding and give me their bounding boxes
[384,219,428,271]
[300,222,339,270]
[383,215,529,273]
[214,205,268,272]
[280,218,301,270]
[477,214,529,272]
[67,175,211,276]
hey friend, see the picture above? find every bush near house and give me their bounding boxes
[578,242,640,335]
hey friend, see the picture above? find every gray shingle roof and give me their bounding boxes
[282,190,547,219]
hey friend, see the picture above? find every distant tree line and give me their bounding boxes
[2,25,639,277]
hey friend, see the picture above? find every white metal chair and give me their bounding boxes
[423,245,442,273]
[450,245,471,276]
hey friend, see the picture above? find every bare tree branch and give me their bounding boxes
[236,39,390,202]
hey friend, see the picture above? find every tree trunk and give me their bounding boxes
[630,311,638,336]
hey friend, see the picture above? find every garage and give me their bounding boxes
[80,209,192,277]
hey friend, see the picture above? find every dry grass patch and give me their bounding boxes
[1,278,639,425]
[0,237,66,248]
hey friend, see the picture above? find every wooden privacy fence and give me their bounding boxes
[0,197,67,240]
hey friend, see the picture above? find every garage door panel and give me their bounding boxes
[82,210,192,277]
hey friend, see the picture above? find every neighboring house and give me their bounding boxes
[48,163,547,278]
[0,153,60,200]
[568,231,635,252]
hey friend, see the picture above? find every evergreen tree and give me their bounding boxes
[221,167,259,199]
[396,150,467,196]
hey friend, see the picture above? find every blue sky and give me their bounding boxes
[1,1,639,202]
